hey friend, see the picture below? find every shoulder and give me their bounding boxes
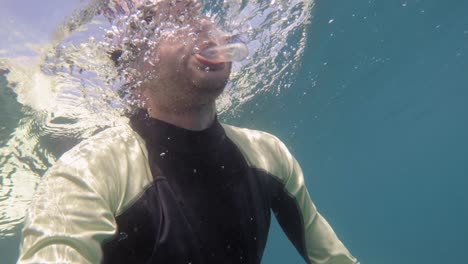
[222,124,296,183]
[222,124,288,156]
[59,123,146,164]
[45,122,152,215]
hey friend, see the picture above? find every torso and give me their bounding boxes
[101,111,276,264]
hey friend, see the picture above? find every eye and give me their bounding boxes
[144,14,154,23]
[144,16,152,23]
[143,8,157,23]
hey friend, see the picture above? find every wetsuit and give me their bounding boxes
[19,110,358,264]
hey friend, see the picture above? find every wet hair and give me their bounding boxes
[107,0,202,70]
[109,49,123,67]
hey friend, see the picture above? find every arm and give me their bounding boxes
[221,125,359,263]
[18,153,118,264]
[16,126,142,264]
[271,146,359,264]
[18,124,153,264]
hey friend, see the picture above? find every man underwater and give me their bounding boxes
[19,0,359,263]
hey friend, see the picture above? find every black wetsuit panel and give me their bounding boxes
[101,111,307,264]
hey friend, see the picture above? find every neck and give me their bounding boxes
[144,99,217,131]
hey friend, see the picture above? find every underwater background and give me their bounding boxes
[1,0,468,263]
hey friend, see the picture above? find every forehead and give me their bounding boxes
[109,1,222,66]
[136,0,203,25]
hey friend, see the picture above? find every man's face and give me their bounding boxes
[138,17,232,107]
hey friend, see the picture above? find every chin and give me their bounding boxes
[189,62,231,94]
[191,75,229,97]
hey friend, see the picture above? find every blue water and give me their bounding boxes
[257,1,468,263]
[2,0,468,263]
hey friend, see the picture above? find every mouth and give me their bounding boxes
[194,54,225,71]
[194,43,225,71]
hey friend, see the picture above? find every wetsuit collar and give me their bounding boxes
[130,109,226,153]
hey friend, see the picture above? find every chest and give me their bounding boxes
[102,144,273,264]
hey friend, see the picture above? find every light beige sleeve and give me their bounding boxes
[222,124,359,264]
[282,153,359,264]
[18,125,153,264]
[18,157,116,264]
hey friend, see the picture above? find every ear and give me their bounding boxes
[109,49,123,66]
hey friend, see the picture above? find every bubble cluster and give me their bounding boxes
[105,0,204,86]
[102,0,312,116]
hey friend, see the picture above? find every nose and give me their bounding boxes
[198,18,228,45]
[200,18,212,28]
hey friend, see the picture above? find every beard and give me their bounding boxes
[138,71,229,114]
